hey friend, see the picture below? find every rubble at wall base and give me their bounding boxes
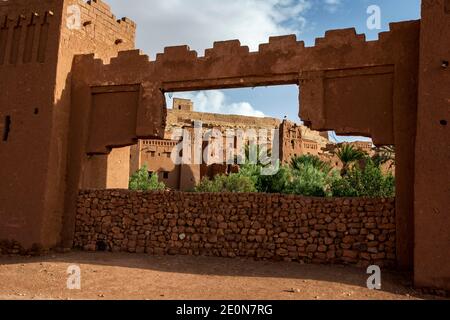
[0,240,47,256]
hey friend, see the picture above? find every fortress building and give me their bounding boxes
[0,0,448,292]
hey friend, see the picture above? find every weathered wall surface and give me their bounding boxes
[81,146,130,189]
[80,155,108,190]
[105,147,130,189]
[52,0,135,250]
[0,0,136,249]
[414,0,450,291]
[0,0,65,248]
[75,190,396,268]
[60,0,137,248]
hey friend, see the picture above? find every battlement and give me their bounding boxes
[0,0,136,67]
[75,20,418,78]
[69,0,135,54]
[81,0,135,36]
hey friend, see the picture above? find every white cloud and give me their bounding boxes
[107,0,312,58]
[323,0,342,13]
[166,91,266,118]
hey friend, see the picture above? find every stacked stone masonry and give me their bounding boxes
[75,190,396,268]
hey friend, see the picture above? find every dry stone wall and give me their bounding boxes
[75,190,396,268]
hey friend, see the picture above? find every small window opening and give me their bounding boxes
[3,116,11,141]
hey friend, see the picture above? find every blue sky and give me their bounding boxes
[107,0,421,142]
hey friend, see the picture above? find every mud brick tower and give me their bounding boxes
[0,0,136,248]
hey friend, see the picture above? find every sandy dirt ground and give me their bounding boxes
[0,252,442,300]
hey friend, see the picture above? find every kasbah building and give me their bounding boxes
[92,97,374,191]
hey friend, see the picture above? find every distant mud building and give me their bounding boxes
[129,98,333,190]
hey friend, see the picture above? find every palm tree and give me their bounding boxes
[239,143,272,166]
[336,144,367,176]
[290,155,332,174]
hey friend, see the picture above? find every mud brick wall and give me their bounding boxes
[74,190,396,268]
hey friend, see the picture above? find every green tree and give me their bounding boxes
[372,145,395,168]
[331,160,395,197]
[239,143,272,167]
[129,165,165,191]
[336,144,367,175]
[287,163,338,197]
[290,155,332,174]
[236,162,262,186]
[237,155,338,197]
[256,164,293,194]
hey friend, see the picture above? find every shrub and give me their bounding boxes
[238,161,336,197]
[287,163,337,197]
[193,155,395,198]
[129,165,165,191]
[237,161,292,194]
[256,164,293,194]
[195,174,257,193]
[236,163,261,187]
[331,161,395,197]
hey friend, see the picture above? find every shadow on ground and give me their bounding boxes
[0,250,430,300]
